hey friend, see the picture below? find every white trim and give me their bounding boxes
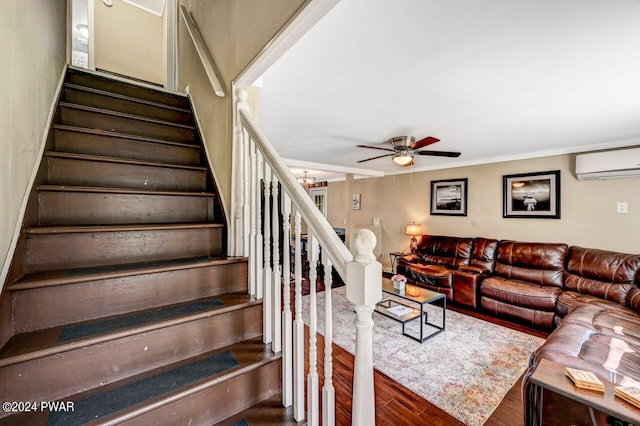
[283,158,384,177]
[66,0,72,65]
[164,0,178,91]
[88,0,95,70]
[234,0,341,87]
[122,0,166,17]
[1,66,68,292]
[187,94,231,234]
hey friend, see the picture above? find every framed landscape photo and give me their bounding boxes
[503,170,560,219]
[430,178,468,216]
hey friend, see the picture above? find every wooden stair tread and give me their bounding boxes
[37,184,215,197]
[64,83,192,114]
[53,124,201,149]
[45,151,208,171]
[3,338,279,426]
[216,394,302,426]
[24,222,224,234]
[0,293,260,366]
[10,256,247,290]
[58,102,196,130]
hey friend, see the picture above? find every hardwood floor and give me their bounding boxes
[305,301,548,426]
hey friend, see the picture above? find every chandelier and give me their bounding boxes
[297,171,315,185]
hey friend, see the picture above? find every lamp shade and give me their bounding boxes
[393,154,413,166]
[406,223,422,236]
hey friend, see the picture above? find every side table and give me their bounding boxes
[389,252,405,274]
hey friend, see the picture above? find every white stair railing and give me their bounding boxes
[235,88,382,425]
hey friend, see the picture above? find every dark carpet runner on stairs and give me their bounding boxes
[58,297,224,342]
[47,351,239,425]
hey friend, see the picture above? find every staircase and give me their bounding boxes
[0,68,282,425]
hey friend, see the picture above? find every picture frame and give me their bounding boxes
[352,193,361,210]
[503,170,560,219]
[430,178,468,216]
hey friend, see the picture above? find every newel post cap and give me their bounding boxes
[346,229,382,306]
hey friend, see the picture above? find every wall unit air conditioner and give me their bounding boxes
[575,147,640,180]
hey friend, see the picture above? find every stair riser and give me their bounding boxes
[64,87,193,124]
[26,228,223,272]
[13,261,248,332]
[39,192,214,225]
[0,305,263,404]
[59,106,195,143]
[46,156,206,191]
[106,360,281,426]
[54,129,201,165]
[67,71,189,109]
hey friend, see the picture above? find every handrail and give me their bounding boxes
[238,108,353,278]
[179,6,225,97]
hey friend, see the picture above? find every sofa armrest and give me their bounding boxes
[398,254,420,264]
[452,269,489,309]
[457,265,488,274]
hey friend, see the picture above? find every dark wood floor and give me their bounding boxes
[303,303,548,426]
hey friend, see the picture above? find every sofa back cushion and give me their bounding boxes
[417,235,473,269]
[564,246,640,306]
[494,241,568,287]
[469,238,499,272]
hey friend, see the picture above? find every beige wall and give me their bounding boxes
[95,0,164,85]
[328,154,640,269]
[0,0,67,279]
[177,0,305,221]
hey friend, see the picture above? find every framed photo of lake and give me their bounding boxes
[503,170,560,219]
[430,178,468,216]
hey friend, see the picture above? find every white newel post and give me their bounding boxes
[233,88,249,256]
[346,229,382,426]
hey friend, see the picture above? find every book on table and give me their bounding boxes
[615,385,640,409]
[386,305,415,317]
[564,367,605,392]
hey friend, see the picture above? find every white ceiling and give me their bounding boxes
[258,0,640,181]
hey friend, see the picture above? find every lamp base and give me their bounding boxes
[410,236,418,252]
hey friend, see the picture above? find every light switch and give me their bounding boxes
[617,202,628,214]
[373,216,380,227]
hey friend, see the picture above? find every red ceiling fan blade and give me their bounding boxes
[416,150,461,158]
[356,144,395,152]
[410,136,440,150]
[357,153,394,163]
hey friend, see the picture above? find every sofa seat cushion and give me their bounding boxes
[533,305,640,385]
[407,263,453,288]
[481,276,561,311]
[556,290,628,319]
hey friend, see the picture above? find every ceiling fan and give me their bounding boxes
[357,136,461,166]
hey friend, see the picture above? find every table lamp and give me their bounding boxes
[406,222,422,252]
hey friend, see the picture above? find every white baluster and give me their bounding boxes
[293,210,305,421]
[307,232,320,426]
[263,166,273,344]
[282,193,293,406]
[272,175,282,353]
[248,140,257,297]
[233,88,248,256]
[322,257,335,426]
[346,229,382,426]
[255,151,264,301]
[243,128,250,257]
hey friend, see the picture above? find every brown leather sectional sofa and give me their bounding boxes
[398,235,640,424]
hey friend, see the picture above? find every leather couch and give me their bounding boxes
[480,241,569,329]
[396,235,474,300]
[523,247,640,424]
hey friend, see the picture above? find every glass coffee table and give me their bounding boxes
[375,278,446,343]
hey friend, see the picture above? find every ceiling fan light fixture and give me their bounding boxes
[393,153,413,166]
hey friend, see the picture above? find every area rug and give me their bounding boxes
[302,287,544,426]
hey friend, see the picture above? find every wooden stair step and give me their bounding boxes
[45,151,207,171]
[24,223,224,273]
[63,83,193,125]
[58,102,196,143]
[52,125,202,166]
[1,338,280,425]
[10,257,248,333]
[66,68,190,109]
[45,152,207,191]
[216,394,301,425]
[38,185,214,196]
[0,295,263,404]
